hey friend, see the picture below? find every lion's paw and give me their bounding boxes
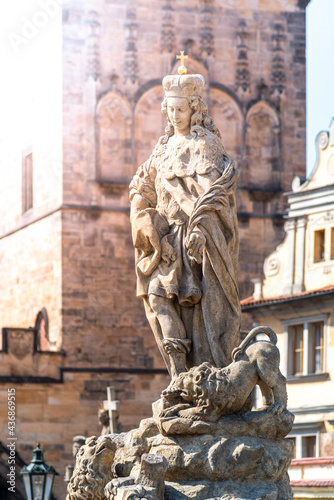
[266,402,285,415]
[178,409,202,420]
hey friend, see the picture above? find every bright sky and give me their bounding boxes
[306,0,334,174]
[0,0,333,177]
[0,1,62,151]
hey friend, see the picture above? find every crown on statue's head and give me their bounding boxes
[162,74,205,99]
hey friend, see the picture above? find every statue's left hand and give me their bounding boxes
[187,229,206,264]
[161,239,176,266]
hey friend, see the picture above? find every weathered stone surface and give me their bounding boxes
[164,479,279,500]
[130,71,241,381]
[105,453,168,500]
[156,410,293,441]
[67,324,294,500]
[67,408,294,500]
[159,327,287,426]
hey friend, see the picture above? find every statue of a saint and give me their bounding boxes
[130,69,240,381]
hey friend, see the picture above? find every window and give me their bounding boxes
[310,322,324,373]
[331,227,334,260]
[303,436,316,458]
[292,324,303,375]
[22,152,33,213]
[288,426,320,459]
[314,229,325,262]
[35,307,49,351]
[286,316,326,377]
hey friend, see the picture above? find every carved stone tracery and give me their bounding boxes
[245,101,280,190]
[235,21,250,93]
[209,88,242,164]
[96,92,132,181]
[160,0,175,54]
[199,0,214,57]
[85,11,101,81]
[124,8,138,84]
[271,24,286,95]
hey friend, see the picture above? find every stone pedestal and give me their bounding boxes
[67,409,294,500]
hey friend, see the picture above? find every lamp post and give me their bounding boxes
[20,442,59,500]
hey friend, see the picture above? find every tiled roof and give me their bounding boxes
[290,457,334,466]
[240,285,334,309]
[290,479,334,487]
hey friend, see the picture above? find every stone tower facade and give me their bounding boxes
[61,0,308,299]
[0,1,309,498]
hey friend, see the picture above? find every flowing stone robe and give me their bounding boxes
[130,129,240,372]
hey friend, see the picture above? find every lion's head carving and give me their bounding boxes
[66,436,117,500]
[162,362,235,419]
[161,328,288,422]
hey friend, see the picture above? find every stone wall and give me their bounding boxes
[61,208,164,370]
[61,0,307,297]
[0,213,62,348]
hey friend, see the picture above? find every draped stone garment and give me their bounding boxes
[130,129,241,370]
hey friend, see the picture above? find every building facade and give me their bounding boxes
[0,0,309,498]
[241,119,334,499]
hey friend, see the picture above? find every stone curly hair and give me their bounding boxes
[177,362,235,416]
[66,436,116,500]
[160,95,221,144]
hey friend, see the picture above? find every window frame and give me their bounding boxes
[288,424,321,459]
[283,314,327,378]
[291,324,304,375]
[289,433,320,459]
[313,228,325,262]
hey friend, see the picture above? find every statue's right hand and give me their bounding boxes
[144,224,161,254]
[131,210,162,254]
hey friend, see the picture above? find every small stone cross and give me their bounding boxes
[103,386,120,434]
[176,50,188,67]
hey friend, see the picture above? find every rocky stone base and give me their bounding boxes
[165,477,291,500]
[67,409,294,500]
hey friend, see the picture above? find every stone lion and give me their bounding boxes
[66,435,118,500]
[161,326,287,422]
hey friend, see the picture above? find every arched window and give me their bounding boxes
[245,101,280,190]
[134,85,165,169]
[35,307,49,351]
[96,92,132,181]
[209,88,242,163]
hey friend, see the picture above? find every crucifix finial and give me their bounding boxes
[176,51,188,75]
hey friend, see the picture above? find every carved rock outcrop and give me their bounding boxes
[67,408,294,500]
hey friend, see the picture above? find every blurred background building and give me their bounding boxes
[241,119,334,499]
[0,0,317,498]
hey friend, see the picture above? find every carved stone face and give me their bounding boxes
[167,97,192,135]
[72,438,86,458]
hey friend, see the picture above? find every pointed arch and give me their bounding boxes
[35,307,49,351]
[245,100,280,189]
[96,91,132,180]
[134,85,165,169]
[209,88,243,162]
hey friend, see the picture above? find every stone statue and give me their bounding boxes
[67,58,295,500]
[130,71,240,380]
[160,327,287,422]
[64,436,86,484]
[72,435,86,457]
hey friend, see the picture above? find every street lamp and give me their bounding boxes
[20,442,59,500]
